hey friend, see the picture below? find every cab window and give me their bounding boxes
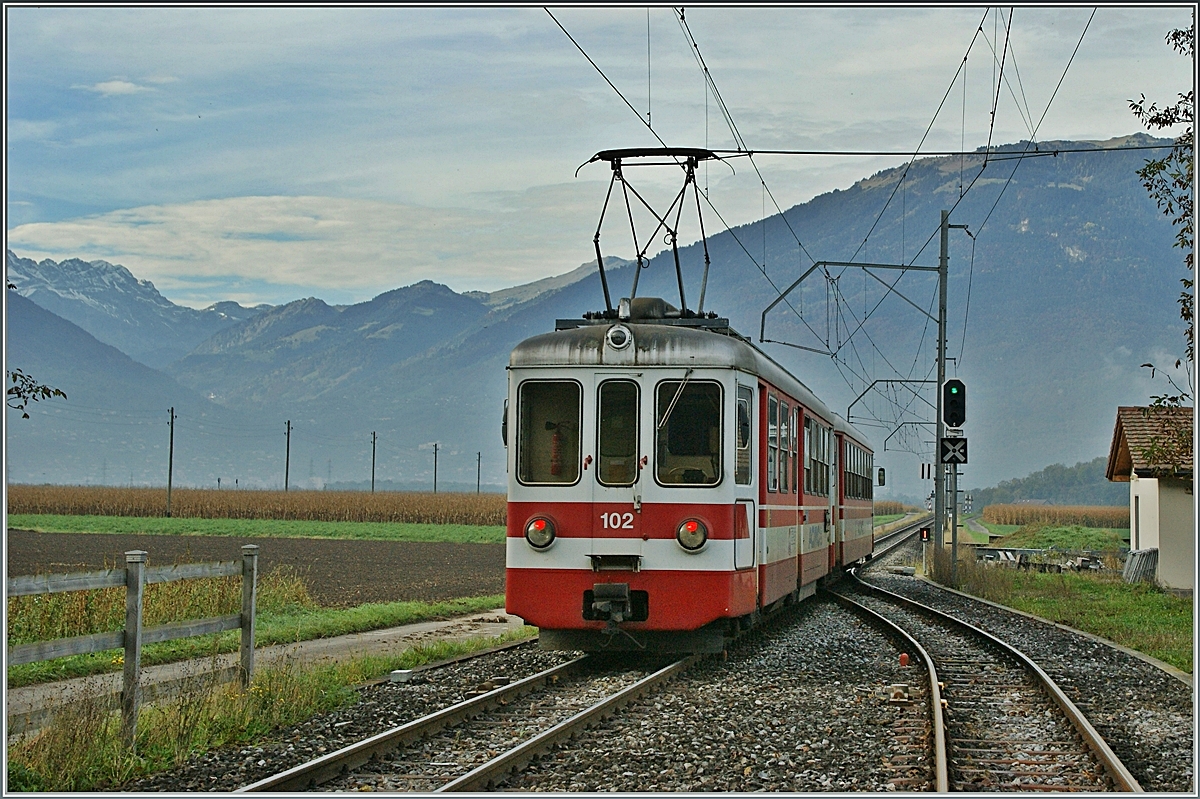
[597,380,639,486]
[656,380,722,486]
[517,380,581,484]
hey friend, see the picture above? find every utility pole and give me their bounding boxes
[476,451,481,494]
[371,432,377,493]
[166,407,176,517]
[433,443,439,493]
[284,420,292,492]
[951,464,960,586]
[935,210,948,550]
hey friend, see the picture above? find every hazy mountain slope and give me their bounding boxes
[5,250,267,368]
[168,282,490,404]
[5,292,277,485]
[968,457,1127,508]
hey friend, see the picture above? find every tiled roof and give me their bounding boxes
[1106,406,1194,481]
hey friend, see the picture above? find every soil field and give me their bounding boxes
[6,530,505,608]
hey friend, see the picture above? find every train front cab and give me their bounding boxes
[505,364,761,652]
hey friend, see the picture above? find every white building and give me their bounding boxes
[1105,406,1194,592]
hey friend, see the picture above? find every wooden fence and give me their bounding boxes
[6,546,258,747]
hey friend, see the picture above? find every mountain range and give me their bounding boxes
[4,134,1185,499]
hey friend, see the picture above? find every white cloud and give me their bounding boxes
[6,119,58,141]
[77,79,151,96]
[5,193,615,303]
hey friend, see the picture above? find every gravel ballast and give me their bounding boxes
[862,538,1194,793]
[126,642,575,791]
[503,602,933,792]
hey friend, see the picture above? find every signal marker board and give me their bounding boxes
[940,437,968,464]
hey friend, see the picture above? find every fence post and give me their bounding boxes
[240,545,259,688]
[122,550,147,749]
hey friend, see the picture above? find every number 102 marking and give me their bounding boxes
[600,512,634,529]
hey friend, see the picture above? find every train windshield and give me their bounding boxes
[597,380,639,486]
[655,380,722,486]
[517,381,581,484]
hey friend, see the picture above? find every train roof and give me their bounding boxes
[508,304,873,452]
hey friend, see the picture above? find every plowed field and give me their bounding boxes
[6,530,506,607]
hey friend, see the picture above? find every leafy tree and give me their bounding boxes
[6,369,67,419]
[6,282,67,418]
[1129,21,1194,472]
[1130,22,1195,374]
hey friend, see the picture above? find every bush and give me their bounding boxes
[873,500,905,516]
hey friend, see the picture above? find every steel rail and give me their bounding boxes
[235,655,589,792]
[849,573,1143,793]
[437,655,699,791]
[871,514,932,557]
[825,590,949,792]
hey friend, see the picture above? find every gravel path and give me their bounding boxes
[861,538,1194,793]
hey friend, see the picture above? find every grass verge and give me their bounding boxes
[929,547,1192,673]
[6,626,537,792]
[8,593,506,687]
[989,522,1130,551]
[873,514,905,527]
[7,514,506,544]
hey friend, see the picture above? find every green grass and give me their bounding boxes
[999,573,1191,672]
[929,548,1192,673]
[978,521,1022,538]
[7,594,506,687]
[7,514,506,544]
[989,522,1130,551]
[873,514,906,527]
[7,626,537,792]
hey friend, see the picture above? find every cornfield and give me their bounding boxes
[982,504,1128,528]
[873,500,906,516]
[7,485,507,526]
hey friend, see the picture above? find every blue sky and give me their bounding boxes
[6,6,1194,307]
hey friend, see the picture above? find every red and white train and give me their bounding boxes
[504,297,876,652]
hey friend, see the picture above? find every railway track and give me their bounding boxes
[829,571,1142,792]
[236,653,696,792]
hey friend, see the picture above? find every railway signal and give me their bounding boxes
[943,379,966,427]
[920,526,931,542]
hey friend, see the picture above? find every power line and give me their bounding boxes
[706,143,1174,157]
[544,8,668,149]
[842,8,991,266]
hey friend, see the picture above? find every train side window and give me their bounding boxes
[787,410,796,491]
[767,396,779,493]
[804,417,814,494]
[517,380,581,485]
[597,380,639,486]
[735,386,753,485]
[656,380,722,486]
[779,401,790,493]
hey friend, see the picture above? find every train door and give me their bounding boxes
[734,383,755,570]
[591,375,642,558]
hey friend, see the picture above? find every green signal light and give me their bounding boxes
[950,387,958,393]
